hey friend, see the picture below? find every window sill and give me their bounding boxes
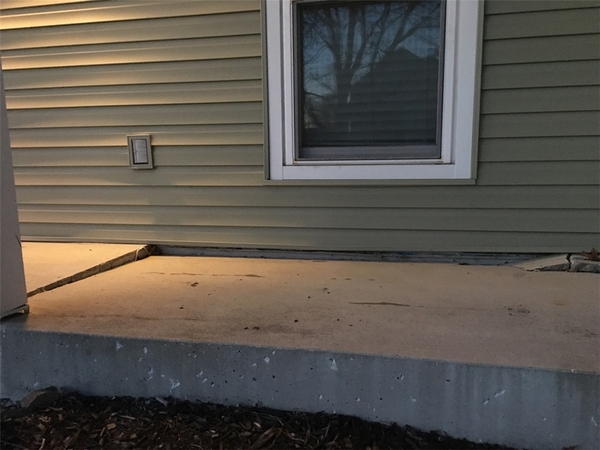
[272,160,475,181]
[261,175,477,187]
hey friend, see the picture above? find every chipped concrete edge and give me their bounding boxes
[26,245,156,298]
[514,254,600,273]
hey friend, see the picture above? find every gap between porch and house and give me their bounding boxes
[23,243,155,298]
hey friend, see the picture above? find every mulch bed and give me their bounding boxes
[1,392,518,450]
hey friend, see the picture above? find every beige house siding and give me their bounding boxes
[1,0,598,252]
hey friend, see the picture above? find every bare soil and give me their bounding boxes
[1,392,518,450]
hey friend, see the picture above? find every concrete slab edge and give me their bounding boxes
[513,254,570,272]
[26,245,155,298]
[569,255,600,273]
[514,254,600,273]
[1,328,598,450]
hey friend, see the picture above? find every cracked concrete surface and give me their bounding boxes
[8,251,600,373]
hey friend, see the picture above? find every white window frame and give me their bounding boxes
[266,0,483,181]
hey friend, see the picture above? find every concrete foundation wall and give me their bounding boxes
[1,328,598,450]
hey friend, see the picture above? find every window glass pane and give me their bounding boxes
[298,0,443,158]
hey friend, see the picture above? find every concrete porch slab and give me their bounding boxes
[10,255,599,372]
[2,251,599,449]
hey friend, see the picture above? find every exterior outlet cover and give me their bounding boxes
[127,135,153,169]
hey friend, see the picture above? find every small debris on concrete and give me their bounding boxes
[580,248,599,261]
[507,305,530,316]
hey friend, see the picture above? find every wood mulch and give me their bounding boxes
[1,392,518,450]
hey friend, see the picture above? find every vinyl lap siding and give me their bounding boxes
[476,0,600,252]
[1,0,599,252]
[1,0,266,245]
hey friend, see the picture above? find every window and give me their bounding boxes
[265,0,483,181]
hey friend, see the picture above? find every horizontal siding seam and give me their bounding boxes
[0,33,262,54]
[0,9,261,22]
[17,205,600,212]
[5,101,264,111]
[482,60,600,68]
[15,205,599,211]
[484,33,600,44]
[481,60,600,68]
[481,85,600,91]
[480,111,600,115]
[15,222,600,235]
[0,6,261,15]
[484,4,600,16]
[483,6,600,17]
[485,5,600,12]
[13,184,599,188]
[0,5,261,28]
[0,57,264,71]
[7,120,266,129]
[2,79,265,91]
[0,38,262,55]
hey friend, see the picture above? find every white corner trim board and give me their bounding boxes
[0,63,28,318]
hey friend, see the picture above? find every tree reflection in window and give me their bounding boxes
[298,0,443,158]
